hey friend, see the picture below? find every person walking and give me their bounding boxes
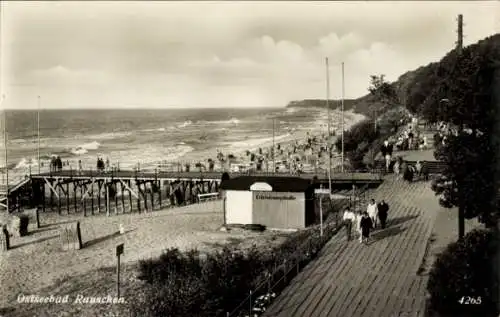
[415,161,422,180]
[377,200,389,229]
[367,199,378,228]
[342,207,356,241]
[360,212,373,244]
[355,210,363,243]
[78,160,83,175]
[380,140,393,173]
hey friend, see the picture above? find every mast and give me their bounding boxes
[272,118,275,174]
[325,57,332,194]
[37,95,41,174]
[341,62,345,173]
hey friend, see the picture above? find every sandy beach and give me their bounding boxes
[0,201,292,311]
[0,107,365,315]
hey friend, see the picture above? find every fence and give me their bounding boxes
[225,221,341,317]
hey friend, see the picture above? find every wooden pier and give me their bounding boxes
[1,169,383,214]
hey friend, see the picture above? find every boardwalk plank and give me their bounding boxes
[262,176,438,317]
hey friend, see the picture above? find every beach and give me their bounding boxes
[0,106,366,315]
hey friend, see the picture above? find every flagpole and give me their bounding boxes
[341,62,345,173]
[2,94,9,213]
[37,95,41,174]
[272,118,275,174]
[325,57,332,194]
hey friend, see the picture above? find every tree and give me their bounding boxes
[368,74,400,107]
[421,35,500,235]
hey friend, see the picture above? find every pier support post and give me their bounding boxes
[150,181,155,211]
[136,181,141,213]
[64,182,69,214]
[50,180,54,211]
[128,180,133,212]
[106,181,110,217]
[114,182,118,215]
[97,181,102,213]
[42,182,46,213]
[158,181,162,208]
[82,182,87,217]
[57,183,61,215]
[142,183,148,212]
[91,181,95,215]
[121,182,125,213]
[73,181,78,213]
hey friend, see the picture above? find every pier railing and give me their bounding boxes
[6,160,389,182]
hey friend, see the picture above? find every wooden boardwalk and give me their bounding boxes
[263,175,440,317]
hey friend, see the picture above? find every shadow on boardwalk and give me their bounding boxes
[389,214,418,227]
[370,226,407,242]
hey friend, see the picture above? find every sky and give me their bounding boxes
[1,1,499,109]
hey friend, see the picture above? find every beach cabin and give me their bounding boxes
[220,176,316,230]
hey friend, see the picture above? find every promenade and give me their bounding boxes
[263,174,441,317]
[30,169,382,183]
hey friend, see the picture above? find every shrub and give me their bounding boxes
[131,223,340,317]
[427,229,497,316]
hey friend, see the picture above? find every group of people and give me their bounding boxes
[96,157,110,172]
[394,118,428,151]
[380,139,429,182]
[49,156,63,172]
[342,199,390,244]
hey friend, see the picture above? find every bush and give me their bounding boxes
[427,229,497,316]
[131,223,340,317]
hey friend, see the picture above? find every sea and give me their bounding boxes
[1,107,364,179]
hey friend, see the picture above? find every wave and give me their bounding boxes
[70,141,101,155]
[87,131,133,140]
[195,117,241,125]
[142,127,166,133]
[177,120,193,128]
[15,157,39,169]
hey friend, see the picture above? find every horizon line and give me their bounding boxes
[1,105,288,111]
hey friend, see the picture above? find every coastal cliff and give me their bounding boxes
[286,34,500,119]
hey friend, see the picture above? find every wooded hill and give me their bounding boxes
[286,33,500,119]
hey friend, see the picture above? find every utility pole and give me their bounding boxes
[457,14,463,54]
[456,13,465,240]
[325,58,332,194]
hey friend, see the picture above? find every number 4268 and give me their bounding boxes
[458,296,482,305]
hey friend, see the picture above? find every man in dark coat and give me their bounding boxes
[377,200,389,229]
[360,212,373,244]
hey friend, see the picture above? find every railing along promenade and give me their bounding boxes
[3,158,449,194]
